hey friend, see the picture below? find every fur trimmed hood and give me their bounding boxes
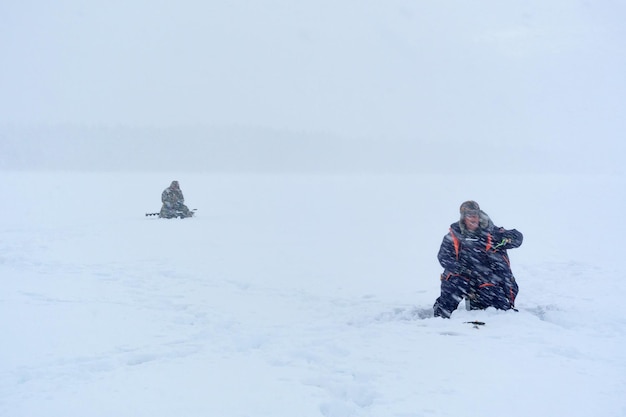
[458,210,494,234]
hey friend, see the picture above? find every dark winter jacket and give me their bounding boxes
[438,220,492,282]
[159,181,193,218]
[438,211,523,291]
[161,181,185,209]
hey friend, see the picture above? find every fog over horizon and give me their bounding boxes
[0,124,615,174]
[1,1,624,173]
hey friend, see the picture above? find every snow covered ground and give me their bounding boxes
[1,171,625,417]
[2,0,625,414]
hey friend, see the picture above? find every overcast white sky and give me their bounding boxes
[1,1,625,164]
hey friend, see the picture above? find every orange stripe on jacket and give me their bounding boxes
[449,228,461,260]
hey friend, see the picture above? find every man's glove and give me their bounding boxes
[492,237,512,251]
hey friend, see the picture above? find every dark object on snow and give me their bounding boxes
[433,201,523,318]
[159,181,194,219]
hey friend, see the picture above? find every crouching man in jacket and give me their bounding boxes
[159,181,194,219]
[433,201,523,318]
